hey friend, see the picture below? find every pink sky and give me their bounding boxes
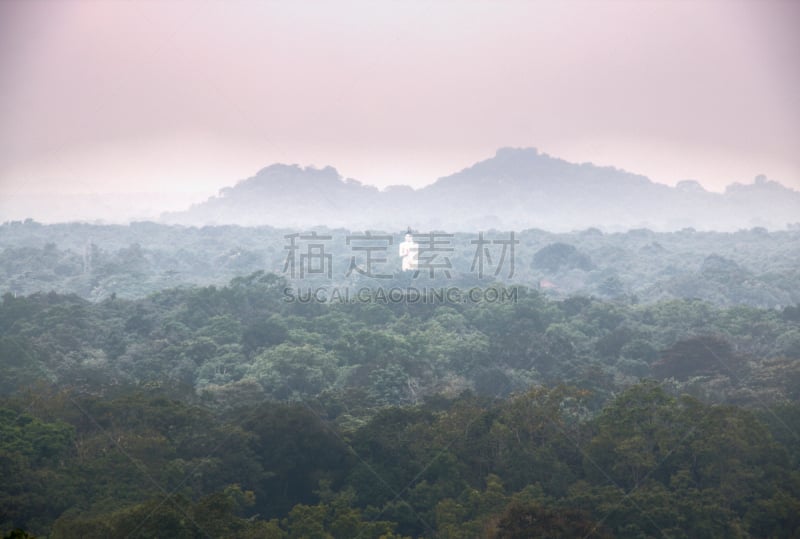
[1,0,798,206]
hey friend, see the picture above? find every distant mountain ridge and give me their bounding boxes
[161,148,800,231]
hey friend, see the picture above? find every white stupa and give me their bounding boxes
[398,230,419,271]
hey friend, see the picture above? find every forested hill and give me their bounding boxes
[1,275,799,537]
[161,148,800,231]
[2,221,798,307]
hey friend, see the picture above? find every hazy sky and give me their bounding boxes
[1,0,798,205]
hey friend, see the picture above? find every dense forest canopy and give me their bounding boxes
[1,237,799,536]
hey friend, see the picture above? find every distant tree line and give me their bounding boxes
[2,222,799,308]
